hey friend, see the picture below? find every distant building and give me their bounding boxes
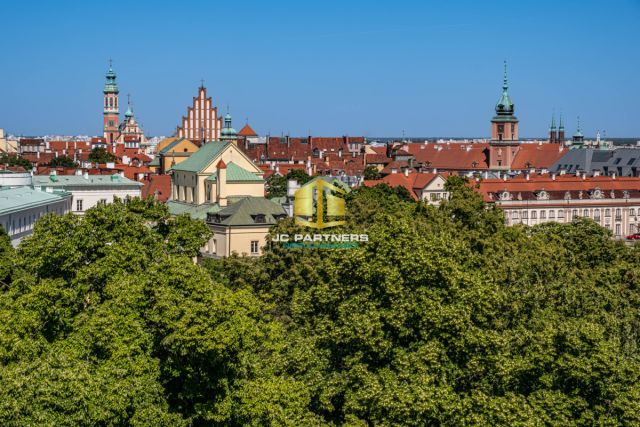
[477,173,640,238]
[362,172,449,204]
[167,140,286,257]
[551,148,640,177]
[0,186,72,246]
[32,172,142,215]
[175,85,221,144]
[150,137,200,174]
[0,129,18,154]
[101,62,147,145]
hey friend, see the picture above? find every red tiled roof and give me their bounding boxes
[510,144,568,170]
[141,174,171,202]
[476,174,640,202]
[361,172,443,200]
[238,123,258,136]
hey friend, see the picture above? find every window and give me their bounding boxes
[250,240,259,254]
[549,210,555,219]
[605,208,611,217]
[583,209,589,217]
[540,210,546,219]
[254,214,266,224]
[615,208,622,220]
[631,208,636,217]
[521,211,528,219]
[531,211,537,219]
[512,211,519,220]
[616,224,621,236]
[76,199,83,211]
[558,210,565,219]
[98,199,107,206]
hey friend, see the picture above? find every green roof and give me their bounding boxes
[32,174,143,188]
[148,156,160,167]
[208,197,286,226]
[205,162,263,182]
[0,187,71,215]
[170,141,231,173]
[167,201,223,220]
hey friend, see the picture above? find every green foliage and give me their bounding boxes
[88,147,117,164]
[47,155,78,168]
[2,179,640,425]
[0,153,32,170]
[0,226,13,286]
[266,169,313,198]
[363,165,382,180]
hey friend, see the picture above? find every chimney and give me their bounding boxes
[594,170,601,177]
[83,171,89,180]
[551,173,556,181]
[216,159,228,206]
[503,173,507,181]
[403,168,409,177]
[612,172,616,180]
[525,172,530,181]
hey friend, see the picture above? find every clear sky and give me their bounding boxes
[1,0,638,138]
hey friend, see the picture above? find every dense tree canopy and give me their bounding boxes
[1,180,639,425]
[88,147,117,164]
[0,153,32,170]
[266,169,313,198]
[47,155,78,168]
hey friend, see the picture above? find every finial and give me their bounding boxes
[577,115,581,132]
[550,111,556,130]
[127,93,131,106]
[559,111,564,129]
[503,60,508,91]
[109,58,112,69]
[200,79,204,89]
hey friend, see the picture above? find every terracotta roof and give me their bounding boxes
[141,174,171,202]
[476,174,640,202]
[510,144,568,170]
[238,123,258,137]
[361,172,443,200]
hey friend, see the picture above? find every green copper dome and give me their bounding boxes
[125,106,133,117]
[495,61,514,115]
[220,112,237,138]
[103,65,119,94]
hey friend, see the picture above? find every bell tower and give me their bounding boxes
[489,61,520,170]
[103,60,120,144]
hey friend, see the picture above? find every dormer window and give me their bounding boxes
[253,214,266,224]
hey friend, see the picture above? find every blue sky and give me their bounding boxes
[0,0,638,137]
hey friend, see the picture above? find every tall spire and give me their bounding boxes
[559,112,564,130]
[502,60,508,92]
[550,111,556,131]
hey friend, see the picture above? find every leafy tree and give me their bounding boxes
[0,153,32,170]
[0,226,13,286]
[266,169,313,198]
[47,155,78,168]
[88,147,116,164]
[363,165,382,180]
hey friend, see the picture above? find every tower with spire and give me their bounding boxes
[571,116,585,147]
[489,61,521,170]
[490,61,519,142]
[557,113,565,145]
[103,60,120,144]
[549,113,557,144]
[116,94,147,146]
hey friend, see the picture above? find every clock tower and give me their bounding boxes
[103,61,120,144]
[489,61,520,170]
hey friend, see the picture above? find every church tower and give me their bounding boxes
[557,113,565,145]
[549,113,557,143]
[489,61,520,170]
[103,61,120,144]
[490,61,519,141]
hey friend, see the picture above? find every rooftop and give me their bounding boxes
[0,186,71,215]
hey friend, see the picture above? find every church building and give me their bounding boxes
[102,62,146,145]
